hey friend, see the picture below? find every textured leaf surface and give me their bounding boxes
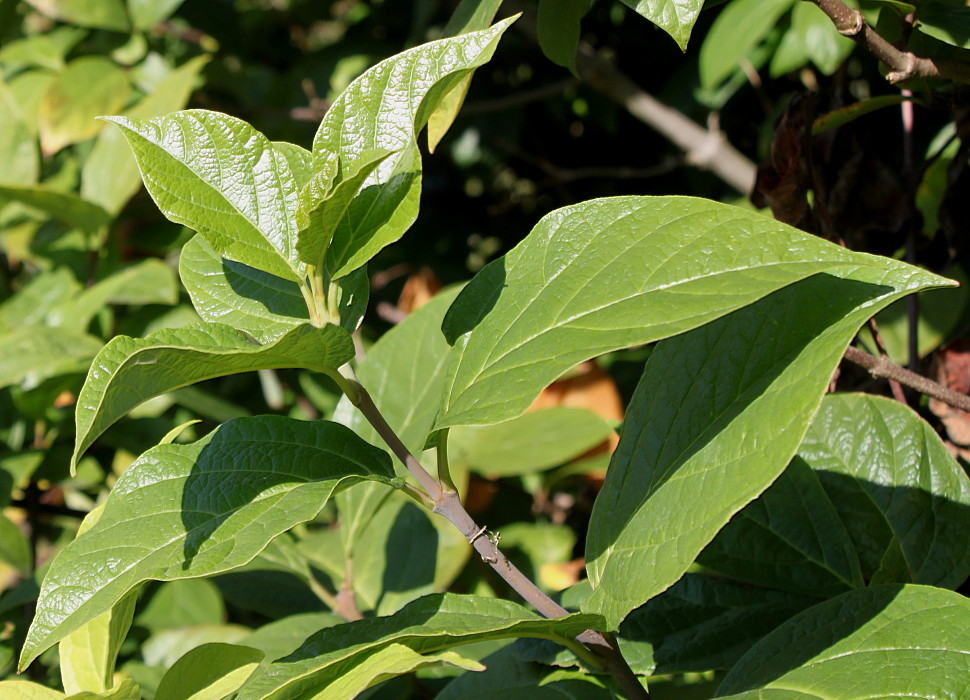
[104,111,313,282]
[237,594,603,700]
[436,196,942,431]
[38,56,129,155]
[584,265,948,629]
[22,416,395,668]
[716,585,970,697]
[313,19,513,278]
[154,643,263,700]
[71,322,355,471]
[620,0,704,50]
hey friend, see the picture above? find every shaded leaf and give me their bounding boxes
[916,1,970,49]
[584,266,948,630]
[770,1,854,76]
[0,267,79,332]
[236,594,603,700]
[127,0,186,30]
[71,322,355,472]
[699,0,795,89]
[313,19,514,278]
[0,184,110,235]
[716,585,970,698]
[435,196,944,432]
[60,592,137,695]
[154,643,263,700]
[537,0,592,76]
[0,513,31,576]
[0,325,102,390]
[21,416,396,668]
[104,111,313,283]
[620,0,703,51]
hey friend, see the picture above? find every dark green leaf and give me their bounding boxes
[916,1,970,49]
[537,0,592,75]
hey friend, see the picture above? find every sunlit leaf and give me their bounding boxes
[620,0,704,51]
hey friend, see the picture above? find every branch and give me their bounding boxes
[809,0,970,85]
[844,346,970,413]
[343,375,649,700]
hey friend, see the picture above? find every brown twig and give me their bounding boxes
[808,0,970,85]
[844,346,970,413]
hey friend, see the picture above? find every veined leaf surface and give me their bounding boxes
[620,0,704,51]
[584,266,948,630]
[71,322,355,472]
[435,196,947,431]
[21,416,395,669]
[104,111,313,282]
[237,594,604,700]
[716,585,970,698]
[313,18,514,278]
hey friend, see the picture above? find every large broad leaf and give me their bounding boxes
[38,56,130,156]
[620,0,704,51]
[154,643,263,700]
[699,0,795,89]
[81,55,209,215]
[0,325,102,389]
[236,594,604,700]
[435,196,947,432]
[104,111,313,283]
[715,584,970,698]
[71,322,355,472]
[20,416,396,669]
[312,18,514,279]
[583,266,948,630]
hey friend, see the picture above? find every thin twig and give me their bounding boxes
[808,0,970,85]
[844,346,970,413]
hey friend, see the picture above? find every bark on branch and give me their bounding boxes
[844,346,970,413]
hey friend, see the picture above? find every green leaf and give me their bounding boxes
[313,18,514,279]
[60,593,137,695]
[81,55,209,215]
[916,1,970,49]
[716,584,970,698]
[699,0,795,89]
[143,625,252,670]
[811,94,912,135]
[71,321,355,472]
[770,1,854,76]
[326,644,483,700]
[0,184,110,235]
[154,643,263,700]
[104,111,313,283]
[0,325,102,390]
[24,0,128,31]
[619,0,704,51]
[0,681,64,700]
[537,0,592,76]
[127,0,186,30]
[0,512,31,576]
[438,645,612,699]
[135,580,225,633]
[451,407,612,478]
[64,678,140,700]
[38,56,130,156]
[435,196,946,432]
[296,148,394,269]
[0,75,39,185]
[236,594,604,700]
[0,267,79,332]
[21,415,396,669]
[796,394,970,588]
[0,28,85,72]
[584,266,948,630]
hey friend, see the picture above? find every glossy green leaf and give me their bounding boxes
[237,594,604,700]
[0,75,39,185]
[620,0,703,51]
[127,0,186,30]
[295,148,394,268]
[916,1,970,49]
[71,321,355,472]
[0,512,31,576]
[313,18,514,278]
[154,643,263,700]
[716,584,970,698]
[60,593,137,695]
[797,394,970,588]
[537,0,591,75]
[327,644,483,700]
[179,235,309,343]
[436,196,945,431]
[584,265,948,630]
[24,0,128,31]
[39,57,130,156]
[82,55,209,215]
[64,678,140,700]
[451,407,612,478]
[0,325,102,390]
[0,681,63,700]
[0,184,110,235]
[104,111,313,283]
[21,416,396,669]
[699,0,795,89]
[438,645,612,699]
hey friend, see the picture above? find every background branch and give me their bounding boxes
[844,346,970,413]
